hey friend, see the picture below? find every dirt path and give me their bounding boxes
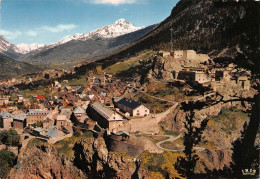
[129,86,177,104]
[17,136,34,163]
[155,134,183,152]
[155,102,179,123]
[155,135,226,152]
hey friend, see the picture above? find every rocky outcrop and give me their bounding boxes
[73,137,137,178]
[196,149,233,173]
[8,143,84,179]
[159,85,258,172]
[146,55,200,82]
[8,135,157,179]
[146,55,180,81]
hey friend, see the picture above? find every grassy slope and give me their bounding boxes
[0,55,42,79]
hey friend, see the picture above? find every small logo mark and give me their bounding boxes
[242,169,256,176]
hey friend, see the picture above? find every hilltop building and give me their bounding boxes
[0,97,10,106]
[73,106,86,117]
[88,73,106,85]
[56,114,73,133]
[46,126,65,139]
[26,109,52,127]
[72,106,89,124]
[114,97,150,117]
[87,102,123,133]
[230,71,251,90]
[0,111,14,129]
[157,51,171,57]
[13,112,26,129]
[175,67,212,84]
[173,50,210,63]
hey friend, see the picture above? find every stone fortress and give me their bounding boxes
[152,49,251,91]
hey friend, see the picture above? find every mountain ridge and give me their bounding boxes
[0,54,42,79]
[0,19,143,56]
[16,19,155,67]
[122,1,254,54]
[73,0,259,76]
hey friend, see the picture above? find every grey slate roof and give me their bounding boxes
[82,104,88,110]
[33,127,45,133]
[14,113,26,121]
[46,126,61,138]
[81,96,90,101]
[91,102,114,120]
[94,78,101,83]
[75,86,85,93]
[114,97,124,103]
[43,117,51,123]
[115,97,141,110]
[73,106,85,114]
[61,110,70,115]
[0,111,15,119]
[115,131,130,136]
[101,92,107,97]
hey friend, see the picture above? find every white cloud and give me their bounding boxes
[0,23,77,41]
[0,29,22,40]
[120,8,128,13]
[83,0,138,5]
[40,24,77,33]
[26,30,38,37]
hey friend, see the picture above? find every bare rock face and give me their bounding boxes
[147,55,183,81]
[73,137,137,178]
[8,136,150,179]
[8,143,84,179]
[159,87,257,173]
[147,54,207,82]
[196,149,233,173]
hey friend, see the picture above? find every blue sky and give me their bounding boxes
[0,0,179,45]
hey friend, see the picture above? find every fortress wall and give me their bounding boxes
[174,50,184,58]
[185,50,197,59]
[196,54,210,62]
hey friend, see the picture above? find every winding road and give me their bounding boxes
[155,134,227,152]
[155,134,183,152]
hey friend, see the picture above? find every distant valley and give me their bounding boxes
[0,19,156,70]
[0,55,42,79]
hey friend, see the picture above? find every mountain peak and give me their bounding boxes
[15,43,45,54]
[90,18,143,39]
[114,18,129,24]
[0,19,145,55]
[0,35,19,53]
[55,19,143,45]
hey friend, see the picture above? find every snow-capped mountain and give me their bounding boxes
[0,36,22,59]
[0,36,19,53]
[17,19,155,66]
[2,18,155,68]
[86,18,143,39]
[50,18,143,47]
[15,43,46,54]
[0,36,44,55]
[0,19,143,56]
